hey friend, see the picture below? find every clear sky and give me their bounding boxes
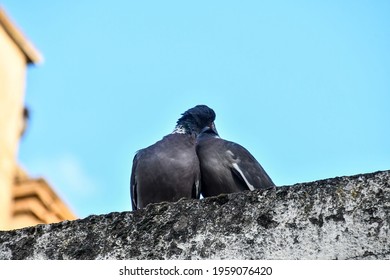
[2,1,389,218]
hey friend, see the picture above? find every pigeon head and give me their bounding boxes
[199,125,220,138]
[174,105,217,135]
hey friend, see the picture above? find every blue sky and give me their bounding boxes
[2,1,389,218]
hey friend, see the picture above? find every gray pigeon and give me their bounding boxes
[130,105,216,210]
[196,126,275,197]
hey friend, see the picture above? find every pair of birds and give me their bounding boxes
[130,105,275,210]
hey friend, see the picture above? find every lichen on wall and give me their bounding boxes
[0,170,389,260]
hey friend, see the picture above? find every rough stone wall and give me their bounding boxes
[0,170,389,260]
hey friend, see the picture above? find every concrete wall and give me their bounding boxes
[0,170,389,260]
[0,23,27,229]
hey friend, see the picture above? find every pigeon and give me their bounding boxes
[196,126,275,197]
[130,105,216,210]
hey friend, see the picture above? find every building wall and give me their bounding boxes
[0,23,26,229]
[0,9,76,230]
[10,168,77,229]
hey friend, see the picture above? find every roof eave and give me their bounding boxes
[0,8,43,65]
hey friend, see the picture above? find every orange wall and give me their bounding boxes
[0,23,27,229]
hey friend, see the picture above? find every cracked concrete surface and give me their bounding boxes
[0,170,389,259]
